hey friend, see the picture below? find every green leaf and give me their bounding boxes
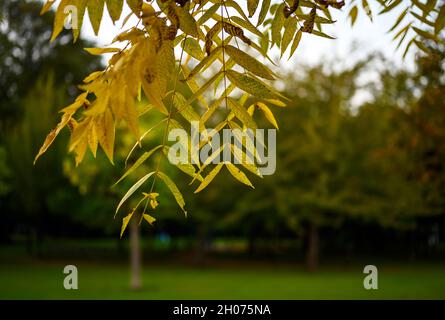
[157,172,187,215]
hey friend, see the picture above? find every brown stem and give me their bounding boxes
[130,218,142,290]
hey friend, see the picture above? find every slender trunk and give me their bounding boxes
[306,223,319,271]
[130,218,142,290]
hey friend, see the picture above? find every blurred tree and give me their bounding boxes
[4,74,79,251]
[230,53,438,269]
[0,0,101,132]
[0,0,101,247]
[408,39,445,216]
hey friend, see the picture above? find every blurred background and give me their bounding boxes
[0,0,444,299]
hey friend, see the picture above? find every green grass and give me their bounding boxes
[0,259,444,299]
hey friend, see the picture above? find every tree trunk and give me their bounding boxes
[306,223,319,271]
[129,218,142,290]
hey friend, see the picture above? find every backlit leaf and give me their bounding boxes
[158,172,187,215]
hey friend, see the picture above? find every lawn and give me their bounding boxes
[0,259,444,299]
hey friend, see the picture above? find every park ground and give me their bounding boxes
[0,243,444,299]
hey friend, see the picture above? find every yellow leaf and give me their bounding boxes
[142,214,156,225]
[227,98,257,130]
[182,38,205,61]
[120,211,134,238]
[73,134,88,166]
[41,0,56,15]
[195,163,224,193]
[225,163,254,188]
[225,45,275,80]
[281,17,298,57]
[126,0,143,16]
[105,0,123,23]
[248,0,260,17]
[115,145,162,185]
[226,70,280,99]
[83,71,103,83]
[121,90,140,140]
[231,144,263,178]
[185,46,223,81]
[163,147,203,182]
[69,118,90,152]
[257,0,271,26]
[289,29,302,59]
[50,0,70,42]
[271,3,285,46]
[71,0,87,42]
[96,108,115,164]
[156,41,176,97]
[265,98,287,107]
[87,0,105,35]
[257,102,279,129]
[34,93,88,164]
[157,172,187,216]
[349,6,358,26]
[116,172,155,215]
[87,121,98,157]
[84,47,121,55]
[175,5,198,37]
